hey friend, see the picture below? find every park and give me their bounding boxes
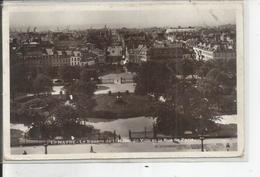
[10,59,238,154]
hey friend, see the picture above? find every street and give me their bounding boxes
[12,138,237,155]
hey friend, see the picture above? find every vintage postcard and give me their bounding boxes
[2,1,244,160]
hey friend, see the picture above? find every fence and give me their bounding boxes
[12,133,120,147]
[99,77,135,84]
[121,78,134,84]
[128,128,237,142]
[99,78,114,84]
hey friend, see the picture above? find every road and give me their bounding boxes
[11,138,237,155]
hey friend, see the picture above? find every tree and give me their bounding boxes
[42,66,58,79]
[195,60,215,78]
[13,106,46,125]
[32,73,52,95]
[65,67,97,116]
[152,76,220,138]
[28,120,51,139]
[58,65,80,83]
[150,102,178,136]
[26,104,95,139]
[135,62,171,96]
[10,64,32,99]
[198,67,235,111]
[52,105,94,138]
[54,105,79,125]
[77,67,97,95]
[175,58,198,79]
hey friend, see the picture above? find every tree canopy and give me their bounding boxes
[134,58,236,137]
[58,65,80,83]
[32,73,52,95]
[65,66,97,117]
[10,64,32,98]
[135,62,171,96]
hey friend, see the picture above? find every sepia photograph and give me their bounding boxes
[2,1,244,160]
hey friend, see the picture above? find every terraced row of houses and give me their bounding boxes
[11,43,106,68]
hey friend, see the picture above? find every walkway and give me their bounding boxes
[94,83,136,95]
[11,138,237,154]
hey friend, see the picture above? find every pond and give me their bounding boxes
[214,115,237,125]
[10,117,155,138]
[85,116,155,138]
[11,123,29,132]
[11,115,237,139]
[84,114,237,138]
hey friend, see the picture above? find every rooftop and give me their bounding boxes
[194,42,235,52]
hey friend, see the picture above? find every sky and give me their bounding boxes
[10,8,236,30]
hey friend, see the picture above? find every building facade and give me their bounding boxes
[126,45,148,64]
[193,45,236,61]
[147,42,183,61]
[107,46,123,64]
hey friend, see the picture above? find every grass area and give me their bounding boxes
[90,93,154,119]
[202,124,237,138]
[10,95,65,124]
[213,124,237,138]
[96,85,110,91]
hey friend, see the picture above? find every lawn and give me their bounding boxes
[96,85,110,91]
[90,93,154,119]
[207,124,237,138]
[10,95,65,124]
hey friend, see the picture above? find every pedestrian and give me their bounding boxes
[90,146,95,153]
[226,143,231,151]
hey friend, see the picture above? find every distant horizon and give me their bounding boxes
[10,23,236,32]
[9,8,236,31]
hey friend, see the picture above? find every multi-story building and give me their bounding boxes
[107,46,123,64]
[22,46,45,67]
[166,34,176,42]
[70,54,81,66]
[126,45,148,64]
[22,48,72,68]
[193,43,236,61]
[121,31,147,49]
[166,27,196,34]
[147,42,184,61]
[70,49,105,66]
[91,48,106,63]
[42,48,70,67]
